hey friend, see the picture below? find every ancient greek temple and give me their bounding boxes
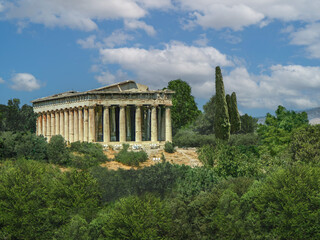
[32,80,174,147]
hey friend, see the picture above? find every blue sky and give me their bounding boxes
[1,0,320,117]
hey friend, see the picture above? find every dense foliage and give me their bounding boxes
[1,94,320,239]
[0,99,37,132]
[230,92,241,133]
[194,95,215,135]
[114,144,148,166]
[167,79,201,133]
[214,66,230,140]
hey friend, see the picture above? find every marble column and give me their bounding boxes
[78,107,83,142]
[88,106,95,142]
[55,110,60,136]
[47,112,51,140]
[84,107,88,142]
[42,113,46,137]
[51,111,55,138]
[103,106,110,143]
[165,106,172,142]
[119,105,126,142]
[60,110,64,137]
[69,109,74,143]
[135,105,142,142]
[64,109,69,142]
[74,108,79,142]
[37,115,42,136]
[151,105,158,142]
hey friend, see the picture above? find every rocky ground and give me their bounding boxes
[101,147,202,170]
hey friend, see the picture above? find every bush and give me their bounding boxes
[198,142,261,178]
[228,133,260,147]
[69,141,108,169]
[164,141,175,153]
[291,125,320,164]
[249,164,320,239]
[173,129,216,148]
[90,194,173,240]
[47,135,70,165]
[115,144,148,167]
[0,131,48,161]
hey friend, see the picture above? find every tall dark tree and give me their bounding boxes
[214,67,230,140]
[240,114,257,134]
[230,92,241,134]
[226,94,231,119]
[167,79,201,134]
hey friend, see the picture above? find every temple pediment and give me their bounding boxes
[88,80,149,92]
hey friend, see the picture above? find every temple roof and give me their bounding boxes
[32,80,173,103]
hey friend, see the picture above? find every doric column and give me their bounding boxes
[64,109,69,142]
[119,105,126,142]
[84,107,88,142]
[60,110,64,137]
[55,110,60,136]
[103,106,110,143]
[50,111,55,138]
[165,106,172,142]
[42,113,46,137]
[47,112,51,140]
[135,105,142,142]
[37,115,42,136]
[69,109,74,143]
[78,107,83,142]
[74,108,79,142]
[88,106,95,142]
[151,105,158,142]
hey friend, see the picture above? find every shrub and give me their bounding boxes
[164,141,175,153]
[291,125,320,164]
[90,194,173,240]
[173,129,216,148]
[115,144,148,167]
[47,135,70,165]
[69,141,108,169]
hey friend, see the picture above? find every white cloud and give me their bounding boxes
[103,30,135,47]
[77,35,99,49]
[124,19,156,36]
[193,34,209,46]
[2,0,147,31]
[10,73,41,91]
[289,23,320,58]
[136,0,172,9]
[178,0,320,30]
[0,77,4,83]
[224,65,320,110]
[77,31,134,49]
[99,41,232,96]
[95,71,116,85]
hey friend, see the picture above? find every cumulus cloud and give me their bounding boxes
[124,19,156,36]
[224,65,320,110]
[178,0,320,30]
[2,0,147,31]
[10,73,41,91]
[289,23,320,58]
[99,41,232,96]
[77,31,134,49]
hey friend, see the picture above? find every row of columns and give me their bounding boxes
[36,105,172,143]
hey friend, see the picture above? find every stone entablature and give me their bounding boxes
[32,80,174,146]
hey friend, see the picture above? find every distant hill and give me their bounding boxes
[256,107,320,125]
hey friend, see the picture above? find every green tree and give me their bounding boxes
[230,92,241,134]
[291,124,320,164]
[167,79,201,133]
[257,106,308,155]
[194,95,215,135]
[91,194,172,240]
[214,66,230,140]
[47,135,70,165]
[240,114,257,134]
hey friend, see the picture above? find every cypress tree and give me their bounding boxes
[230,92,241,133]
[214,66,230,140]
[226,94,231,117]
